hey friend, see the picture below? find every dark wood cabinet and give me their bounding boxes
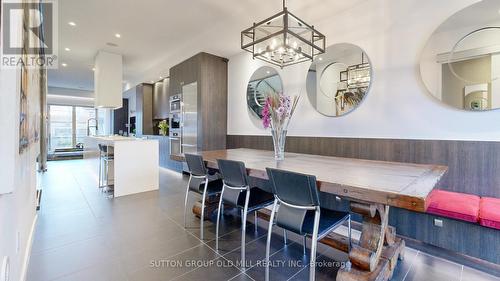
[153,79,169,120]
[123,83,154,136]
[169,52,228,152]
[113,99,129,134]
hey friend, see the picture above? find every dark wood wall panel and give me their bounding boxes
[227,135,500,198]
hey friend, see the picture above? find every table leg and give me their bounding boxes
[337,202,404,281]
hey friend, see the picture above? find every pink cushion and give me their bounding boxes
[479,197,500,230]
[426,189,480,223]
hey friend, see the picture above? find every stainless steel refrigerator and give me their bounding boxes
[181,82,198,155]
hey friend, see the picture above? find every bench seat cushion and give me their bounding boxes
[426,189,480,223]
[479,197,500,230]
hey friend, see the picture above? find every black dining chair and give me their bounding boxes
[215,159,275,268]
[265,168,352,281]
[184,154,223,240]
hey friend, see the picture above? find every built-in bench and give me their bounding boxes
[388,188,500,266]
[426,189,500,230]
[479,197,500,230]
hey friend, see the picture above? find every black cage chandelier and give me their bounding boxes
[241,0,326,68]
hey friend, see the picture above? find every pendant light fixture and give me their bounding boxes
[241,0,326,68]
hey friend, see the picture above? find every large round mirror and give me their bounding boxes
[420,0,500,111]
[247,66,283,119]
[306,43,372,117]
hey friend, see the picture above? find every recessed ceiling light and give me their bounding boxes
[318,57,323,61]
[115,33,121,38]
[61,63,68,67]
[68,21,76,26]
[64,47,70,51]
[266,71,270,74]
[92,67,96,71]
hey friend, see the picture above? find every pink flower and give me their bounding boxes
[262,97,271,129]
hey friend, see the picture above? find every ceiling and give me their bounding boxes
[48,0,364,92]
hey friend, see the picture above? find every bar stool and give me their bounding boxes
[98,144,114,192]
[184,154,223,240]
[214,159,275,268]
[265,168,352,281]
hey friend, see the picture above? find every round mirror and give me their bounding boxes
[306,43,372,117]
[247,66,283,119]
[420,0,500,111]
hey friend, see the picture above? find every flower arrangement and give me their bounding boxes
[158,120,169,136]
[262,91,299,160]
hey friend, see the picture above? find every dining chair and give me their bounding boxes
[265,168,352,281]
[184,153,223,240]
[215,159,275,268]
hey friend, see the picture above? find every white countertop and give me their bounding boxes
[87,135,154,142]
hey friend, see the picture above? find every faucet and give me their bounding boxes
[87,118,98,136]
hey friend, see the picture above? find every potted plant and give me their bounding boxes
[158,120,169,136]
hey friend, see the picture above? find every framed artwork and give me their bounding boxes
[19,60,29,153]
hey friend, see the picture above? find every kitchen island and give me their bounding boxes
[84,136,159,197]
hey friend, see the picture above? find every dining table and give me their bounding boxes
[198,148,448,281]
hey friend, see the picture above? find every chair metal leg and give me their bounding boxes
[183,176,192,228]
[303,236,307,256]
[241,188,250,268]
[105,159,108,187]
[265,200,278,281]
[346,215,352,271]
[215,188,225,252]
[283,230,288,245]
[348,215,352,251]
[200,180,208,240]
[309,208,320,281]
[254,210,258,231]
[98,155,102,189]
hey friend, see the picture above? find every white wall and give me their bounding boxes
[0,5,39,281]
[227,0,500,141]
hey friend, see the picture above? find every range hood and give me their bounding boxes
[94,50,123,109]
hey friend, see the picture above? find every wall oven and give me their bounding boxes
[170,94,182,113]
[169,95,182,156]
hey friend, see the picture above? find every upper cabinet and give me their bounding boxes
[153,79,169,120]
[169,55,199,96]
[123,83,154,136]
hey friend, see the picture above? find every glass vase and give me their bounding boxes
[271,129,287,161]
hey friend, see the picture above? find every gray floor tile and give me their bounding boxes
[174,257,243,281]
[27,235,115,281]
[404,252,462,281]
[28,160,499,281]
[462,266,500,281]
[126,245,220,281]
[50,259,129,281]
[389,247,419,281]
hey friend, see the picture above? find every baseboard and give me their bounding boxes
[19,214,37,281]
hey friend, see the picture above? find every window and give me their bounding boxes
[48,105,96,151]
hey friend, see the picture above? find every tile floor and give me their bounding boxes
[27,159,500,281]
